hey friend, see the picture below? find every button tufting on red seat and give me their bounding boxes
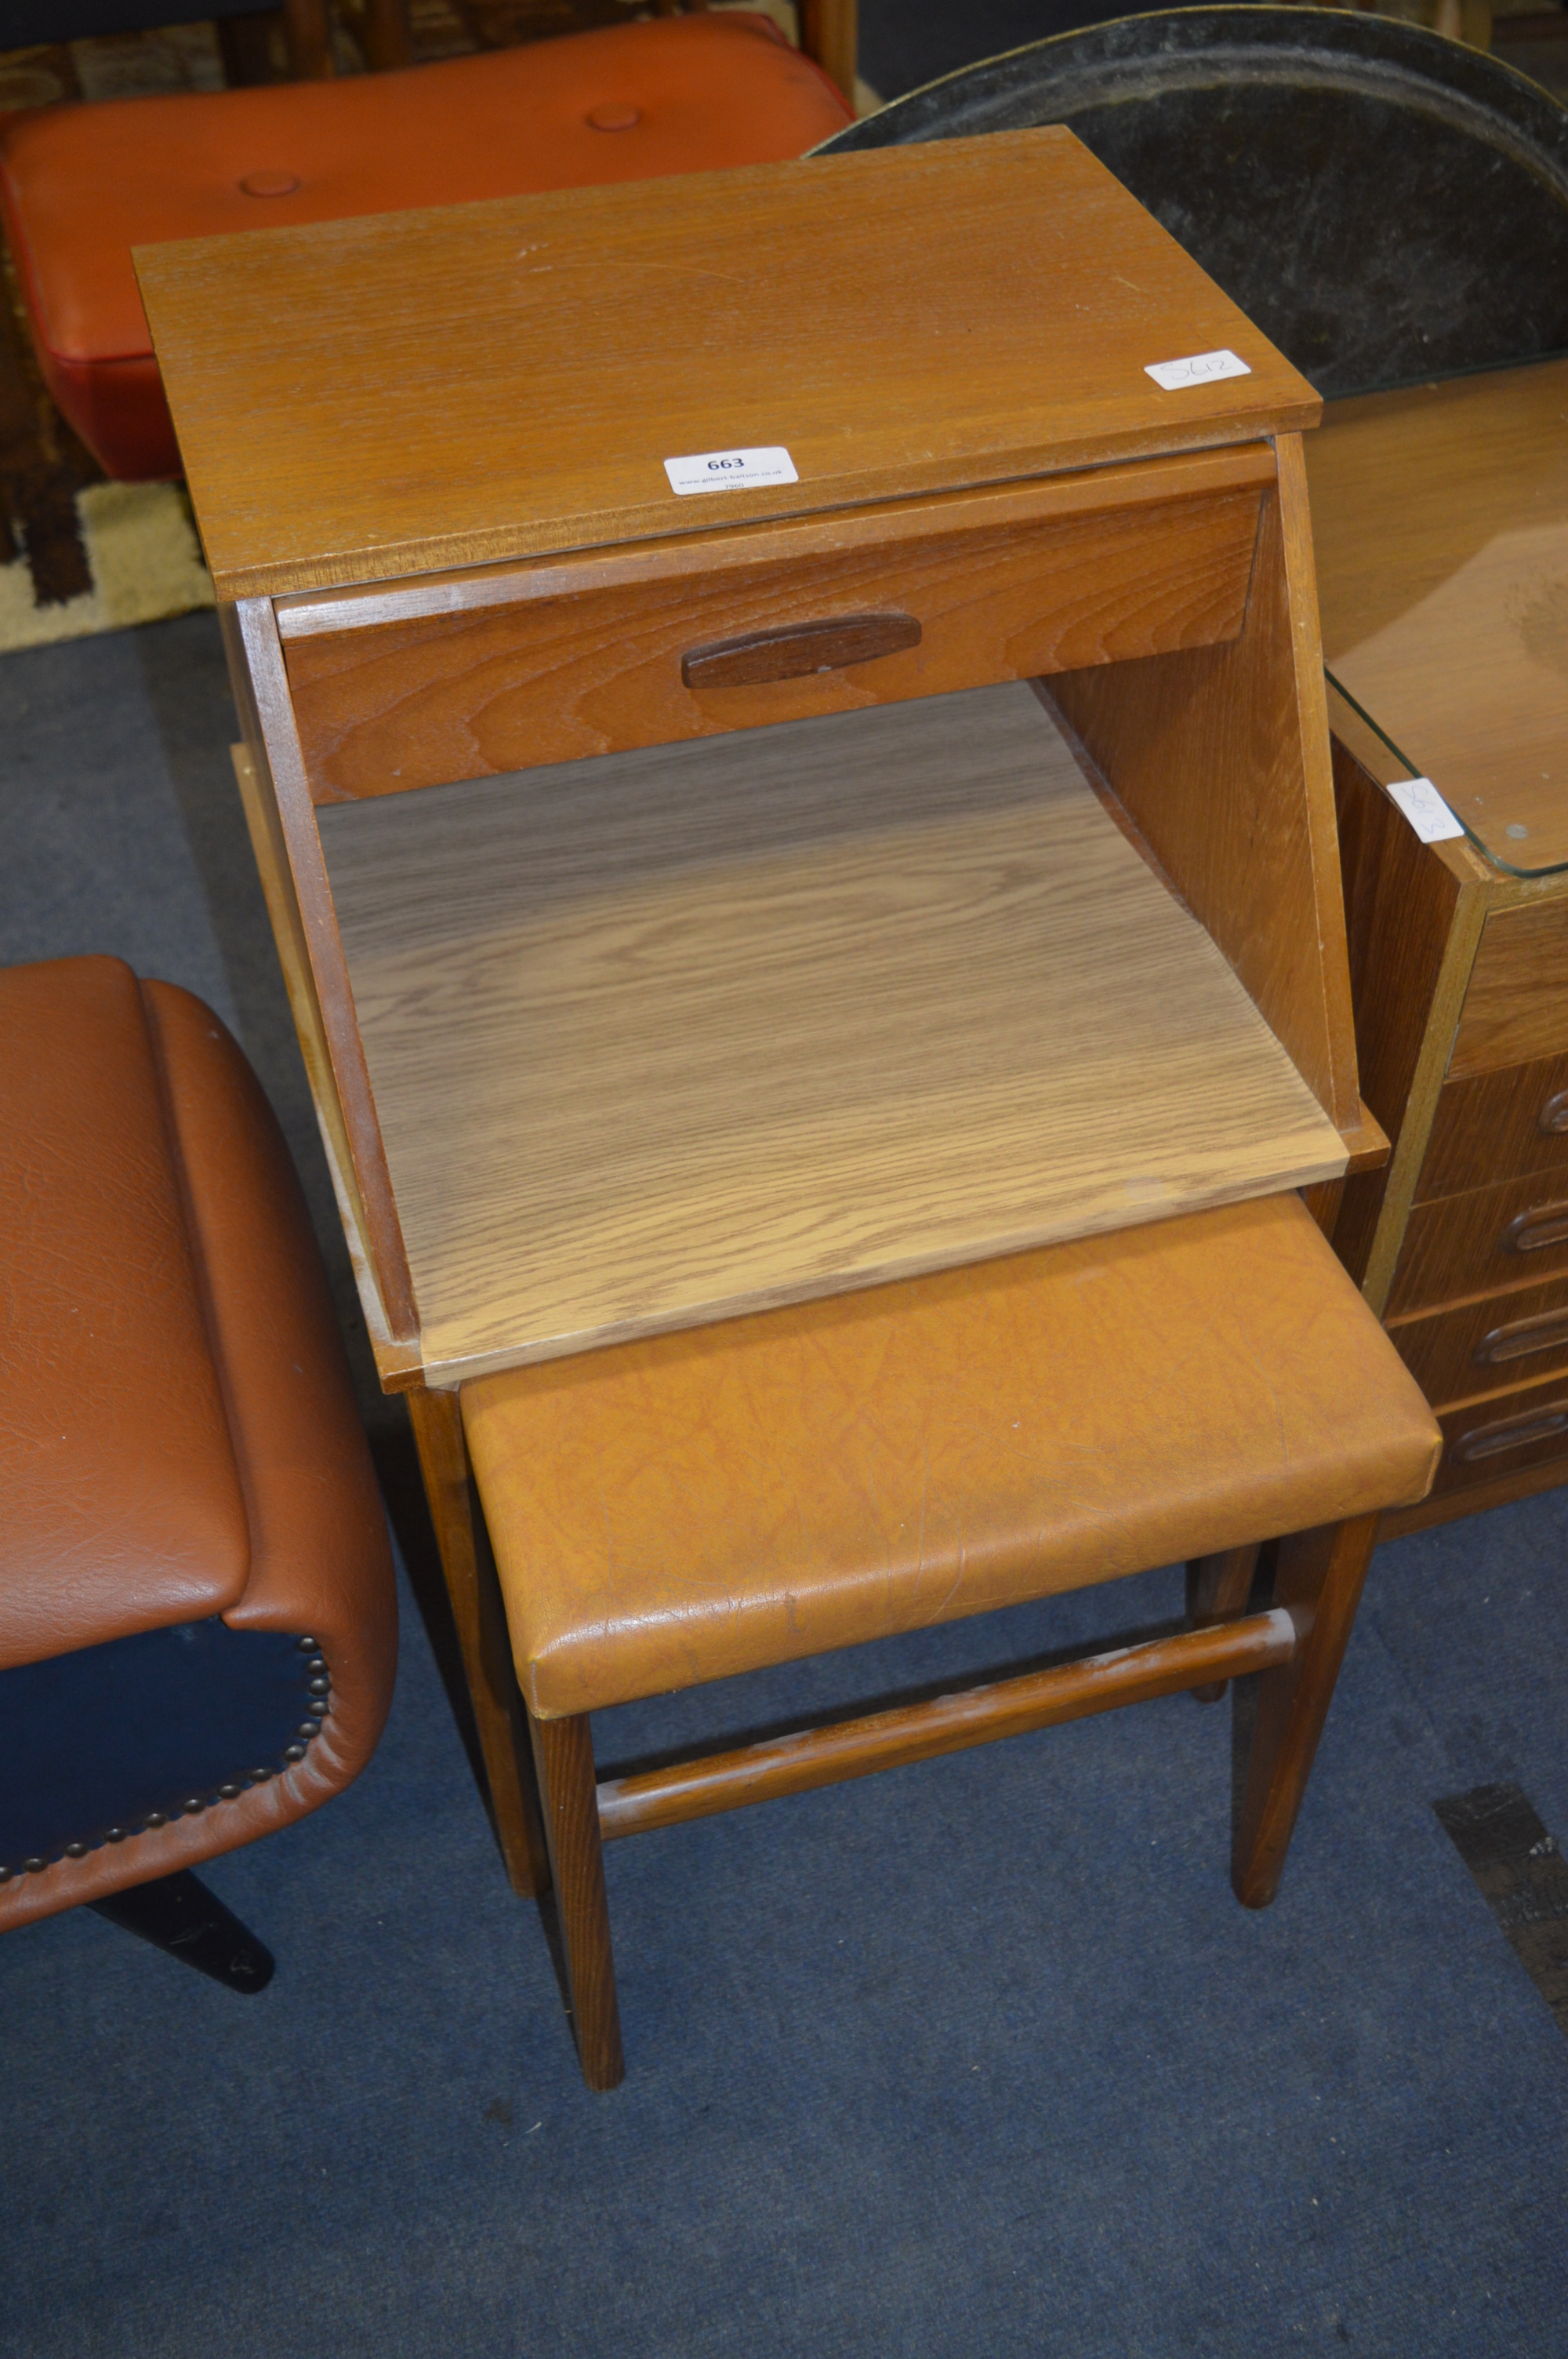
[0,15,854,479]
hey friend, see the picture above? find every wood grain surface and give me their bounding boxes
[1232,1514,1381,1911]
[405,1386,549,1897]
[1386,1267,1568,1406]
[1428,1375,1568,1498]
[1324,715,1480,1296]
[136,130,1318,600]
[528,1712,624,2090]
[1308,357,1568,874]
[1452,897,1568,1078]
[281,465,1268,800]
[1185,1541,1260,1704]
[595,1609,1296,1840]
[221,602,419,1339]
[229,742,421,1388]
[1388,1169,1568,1318]
[1417,1049,1568,1203]
[1048,440,1360,1134]
[319,682,1346,1383]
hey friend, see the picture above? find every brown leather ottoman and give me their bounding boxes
[0,956,395,1965]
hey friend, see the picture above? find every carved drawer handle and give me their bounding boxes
[1473,1306,1568,1367]
[1503,1199,1568,1255]
[1455,1401,1568,1463]
[1539,1089,1568,1136]
[681,613,922,690]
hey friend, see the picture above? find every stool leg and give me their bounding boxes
[528,1711,626,2092]
[405,1387,550,1899]
[1186,1542,1260,1703]
[1232,1512,1381,1910]
[282,0,335,75]
[359,0,415,67]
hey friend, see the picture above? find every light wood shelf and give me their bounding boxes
[320,682,1346,1383]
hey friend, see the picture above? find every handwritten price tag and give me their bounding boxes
[664,445,798,496]
[1386,777,1465,844]
[1145,349,1252,392]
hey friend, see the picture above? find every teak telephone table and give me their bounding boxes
[139,129,1385,1896]
[1308,355,1568,1536]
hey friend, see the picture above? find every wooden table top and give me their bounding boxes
[1308,354,1568,878]
[136,127,1317,602]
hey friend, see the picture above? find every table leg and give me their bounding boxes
[1186,1541,1261,1703]
[1232,1512,1380,1909]
[405,1385,550,1899]
[529,1710,626,2091]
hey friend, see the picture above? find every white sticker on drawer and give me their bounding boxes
[1386,776,1465,843]
[1144,349,1252,391]
[664,445,798,496]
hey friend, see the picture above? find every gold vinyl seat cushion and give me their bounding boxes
[463,1193,1441,1719]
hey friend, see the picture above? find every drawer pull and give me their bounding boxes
[681,612,922,690]
[1540,1089,1568,1136]
[1503,1199,1568,1255]
[1473,1306,1568,1368]
[1456,1401,1568,1463]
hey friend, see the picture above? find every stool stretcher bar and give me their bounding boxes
[596,1606,1297,1841]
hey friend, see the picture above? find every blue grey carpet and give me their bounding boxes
[1,615,1565,2357]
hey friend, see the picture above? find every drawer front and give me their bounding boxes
[282,479,1265,801]
[1450,898,1568,1080]
[1416,1049,1568,1203]
[1389,1270,1568,1407]
[1388,1167,1568,1316]
[1428,1378,1568,1500]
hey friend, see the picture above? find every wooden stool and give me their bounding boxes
[462,1193,1441,2088]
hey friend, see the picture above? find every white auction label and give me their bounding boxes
[664,445,798,496]
[1144,349,1252,392]
[1385,776,1465,844]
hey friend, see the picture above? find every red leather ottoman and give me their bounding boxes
[0,16,853,480]
[0,957,395,1944]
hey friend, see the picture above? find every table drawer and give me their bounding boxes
[279,460,1270,801]
[1450,900,1568,1080]
[1388,1270,1568,1406]
[1428,1378,1568,1499]
[1388,1168,1568,1316]
[1415,1049,1568,1204]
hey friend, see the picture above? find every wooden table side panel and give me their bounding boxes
[1048,450,1359,1135]
[1452,893,1568,1078]
[1273,433,1359,1132]
[227,740,406,1370]
[285,485,1265,801]
[224,599,420,1341]
[1327,727,1468,1288]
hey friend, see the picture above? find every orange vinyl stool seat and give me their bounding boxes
[0,15,852,480]
[463,1192,1443,2087]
